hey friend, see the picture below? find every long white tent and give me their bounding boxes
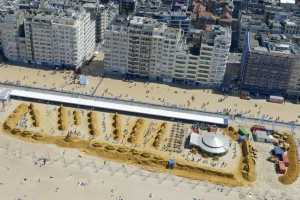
[9,88,228,126]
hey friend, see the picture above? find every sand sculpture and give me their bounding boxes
[73,110,81,126]
[111,113,122,140]
[1,103,260,187]
[127,118,144,144]
[57,106,68,131]
[278,134,300,184]
[153,122,167,149]
[87,111,100,137]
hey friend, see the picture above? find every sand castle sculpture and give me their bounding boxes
[1,102,271,187]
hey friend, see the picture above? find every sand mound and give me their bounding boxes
[87,111,100,137]
[111,113,122,141]
[73,110,81,126]
[279,134,300,184]
[152,123,167,149]
[127,119,144,144]
[241,141,256,182]
[57,106,68,131]
[3,103,29,131]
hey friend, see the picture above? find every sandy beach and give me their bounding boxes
[0,132,299,200]
[0,98,299,199]
[0,63,300,125]
[0,100,245,186]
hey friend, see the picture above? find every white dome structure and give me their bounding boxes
[198,133,230,155]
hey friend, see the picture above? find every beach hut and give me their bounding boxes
[269,95,284,104]
[167,159,176,169]
[253,130,274,143]
[79,75,88,85]
[239,128,249,137]
[250,125,266,133]
[240,90,251,100]
[272,146,284,159]
[277,161,286,174]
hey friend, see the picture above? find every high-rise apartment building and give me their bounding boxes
[104,16,183,81]
[241,32,300,95]
[153,11,191,34]
[0,8,95,68]
[83,2,118,43]
[104,16,231,86]
[174,26,231,86]
[238,13,269,51]
[119,0,136,16]
[282,19,300,35]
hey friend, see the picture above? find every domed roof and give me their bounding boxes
[202,134,227,148]
[199,133,230,155]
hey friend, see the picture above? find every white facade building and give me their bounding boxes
[104,17,231,86]
[173,26,231,86]
[104,16,184,81]
[282,19,300,35]
[208,26,232,85]
[0,11,25,61]
[83,2,118,43]
[0,8,95,69]
[103,18,129,74]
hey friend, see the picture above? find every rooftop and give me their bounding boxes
[7,87,228,125]
[190,132,230,155]
[280,0,295,3]
[248,32,300,55]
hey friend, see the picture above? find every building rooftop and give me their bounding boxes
[228,53,242,64]
[9,88,228,125]
[189,131,230,155]
[248,32,300,55]
[22,6,88,26]
[0,88,11,101]
[280,0,295,3]
[130,16,159,26]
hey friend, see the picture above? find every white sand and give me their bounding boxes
[1,100,241,177]
[0,132,299,200]
[0,100,299,199]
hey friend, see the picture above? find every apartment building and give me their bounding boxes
[119,0,136,16]
[245,0,264,14]
[83,2,118,43]
[104,17,231,86]
[0,11,25,61]
[134,0,191,34]
[104,16,183,81]
[282,19,300,35]
[241,32,300,95]
[0,8,95,68]
[153,11,191,34]
[238,13,269,51]
[173,26,232,86]
[103,17,129,74]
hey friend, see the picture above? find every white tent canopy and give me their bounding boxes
[7,88,228,125]
[189,132,230,155]
[0,88,11,101]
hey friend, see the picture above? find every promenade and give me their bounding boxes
[1,84,299,134]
